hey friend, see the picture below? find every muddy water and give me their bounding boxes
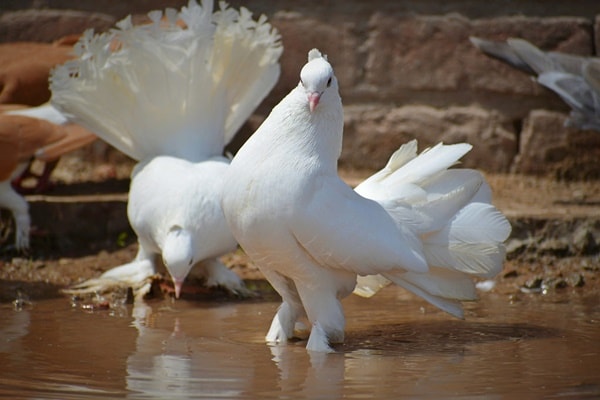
[0,287,598,399]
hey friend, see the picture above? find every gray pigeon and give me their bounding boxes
[471,36,600,131]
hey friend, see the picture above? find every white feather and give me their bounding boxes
[222,49,510,352]
[56,0,281,298]
[427,202,512,244]
[424,242,507,278]
[383,273,465,319]
[394,267,478,301]
[51,0,281,162]
[355,141,473,202]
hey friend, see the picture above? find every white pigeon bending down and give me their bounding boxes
[470,36,600,132]
[50,0,282,298]
[221,49,511,352]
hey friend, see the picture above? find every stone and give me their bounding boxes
[513,110,600,179]
[0,9,115,43]
[361,13,591,118]
[572,221,600,255]
[341,104,516,172]
[567,273,585,288]
[596,15,600,55]
[267,11,364,109]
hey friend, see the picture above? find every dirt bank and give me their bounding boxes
[0,172,598,304]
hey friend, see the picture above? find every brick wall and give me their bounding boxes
[2,0,599,178]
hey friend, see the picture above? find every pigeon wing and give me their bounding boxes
[291,176,428,276]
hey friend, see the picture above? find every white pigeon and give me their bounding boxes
[0,104,96,251]
[470,36,600,131]
[221,49,511,352]
[51,0,282,298]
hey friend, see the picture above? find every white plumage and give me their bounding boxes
[51,0,282,297]
[471,36,600,131]
[221,49,511,352]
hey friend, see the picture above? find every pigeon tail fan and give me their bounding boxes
[354,140,472,202]
[354,141,511,299]
[211,6,282,144]
[381,269,467,319]
[50,0,282,162]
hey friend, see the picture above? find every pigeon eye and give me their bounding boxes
[327,77,332,87]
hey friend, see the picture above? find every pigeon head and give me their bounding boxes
[299,49,338,112]
[162,226,195,298]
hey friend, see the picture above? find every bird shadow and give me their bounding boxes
[38,178,131,196]
[0,279,63,303]
[338,320,559,355]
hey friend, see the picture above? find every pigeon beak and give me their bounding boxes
[173,278,184,299]
[308,92,321,113]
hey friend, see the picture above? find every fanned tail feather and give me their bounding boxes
[355,140,472,202]
[424,202,510,278]
[382,270,466,319]
[211,7,282,144]
[354,140,511,317]
[50,0,281,162]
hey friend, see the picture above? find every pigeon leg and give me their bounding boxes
[295,270,356,353]
[262,269,306,343]
[100,245,156,282]
[192,258,246,294]
[11,159,58,194]
[64,245,157,297]
[10,158,35,193]
[267,301,301,344]
[32,159,59,193]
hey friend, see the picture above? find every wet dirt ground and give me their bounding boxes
[0,163,599,398]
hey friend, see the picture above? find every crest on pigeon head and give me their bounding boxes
[308,48,327,62]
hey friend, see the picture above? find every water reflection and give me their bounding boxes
[0,287,598,399]
[126,301,255,399]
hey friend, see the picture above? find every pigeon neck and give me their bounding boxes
[286,88,344,173]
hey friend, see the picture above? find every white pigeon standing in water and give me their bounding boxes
[51,0,282,298]
[221,49,511,352]
[470,36,600,131]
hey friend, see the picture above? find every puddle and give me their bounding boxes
[0,287,598,399]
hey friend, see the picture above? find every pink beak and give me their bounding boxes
[173,278,184,299]
[308,92,321,113]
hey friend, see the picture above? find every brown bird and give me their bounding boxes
[0,104,96,251]
[0,41,75,107]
